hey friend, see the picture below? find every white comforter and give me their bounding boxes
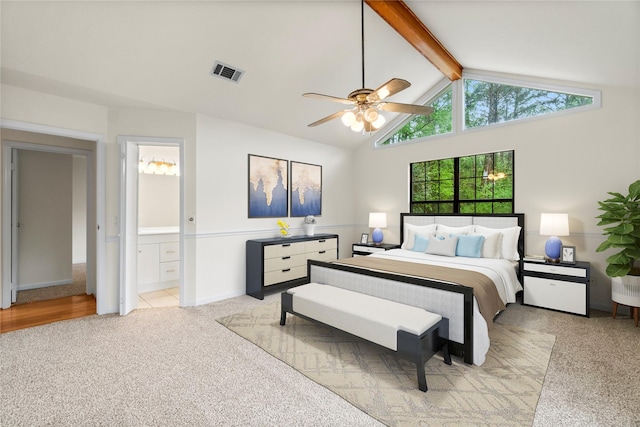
[367,249,523,365]
[369,249,523,305]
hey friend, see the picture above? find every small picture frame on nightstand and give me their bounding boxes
[360,233,369,244]
[561,245,576,264]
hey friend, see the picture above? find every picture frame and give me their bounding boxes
[360,233,369,244]
[290,161,322,217]
[561,245,576,264]
[248,154,288,218]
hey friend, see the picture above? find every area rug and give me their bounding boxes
[217,302,556,427]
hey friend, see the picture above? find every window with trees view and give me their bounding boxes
[376,73,599,147]
[380,85,452,145]
[410,150,514,214]
[464,78,593,129]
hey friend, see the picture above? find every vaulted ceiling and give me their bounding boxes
[1,1,637,150]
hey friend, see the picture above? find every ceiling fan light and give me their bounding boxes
[364,107,378,123]
[351,121,364,132]
[341,111,356,126]
[372,114,386,129]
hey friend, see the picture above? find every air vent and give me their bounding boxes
[210,61,244,83]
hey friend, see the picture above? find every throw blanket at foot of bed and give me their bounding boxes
[280,283,451,392]
[334,256,506,328]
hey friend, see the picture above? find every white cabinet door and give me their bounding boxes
[137,244,160,286]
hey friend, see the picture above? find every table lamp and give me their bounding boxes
[540,213,569,262]
[369,212,387,245]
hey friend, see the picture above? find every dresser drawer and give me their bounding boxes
[524,276,587,315]
[264,242,306,259]
[307,249,337,262]
[264,265,307,286]
[305,238,337,253]
[160,261,180,282]
[352,244,386,254]
[523,262,587,278]
[264,253,306,273]
[159,242,180,262]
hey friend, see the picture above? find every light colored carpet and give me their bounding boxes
[14,264,86,305]
[217,302,556,427]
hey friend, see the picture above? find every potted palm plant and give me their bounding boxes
[596,179,640,323]
[596,179,640,276]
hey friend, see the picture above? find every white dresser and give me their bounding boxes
[246,234,339,299]
[138,231,180,293]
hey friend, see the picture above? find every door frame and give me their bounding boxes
[1,119,105,312]
[118,135,185,315]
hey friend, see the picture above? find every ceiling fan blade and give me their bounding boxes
[303,93,355,105]
[367,78,411,102]
[307,110,347,127]
[378,102,435,116]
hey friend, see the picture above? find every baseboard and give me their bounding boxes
[18,279,73,291]
[196,289,245,306]
[138,280,179,294]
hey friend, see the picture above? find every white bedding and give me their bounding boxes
[369,248,523,305]
[366,249,523,366]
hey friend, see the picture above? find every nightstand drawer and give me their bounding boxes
[523,262,587,278]
[352,245,387,254]
[524,276,587,315]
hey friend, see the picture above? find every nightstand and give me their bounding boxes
[352,242,400,256]
[522,260,590,317]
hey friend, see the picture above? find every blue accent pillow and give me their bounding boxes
[411,234,430,252]
[456,235,485,258]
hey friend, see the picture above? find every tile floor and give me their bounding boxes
[137,287,179,309]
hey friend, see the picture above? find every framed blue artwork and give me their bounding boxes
[290,161,322,217]
[248,154,288,218]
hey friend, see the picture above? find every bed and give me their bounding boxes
[306,213,525,366]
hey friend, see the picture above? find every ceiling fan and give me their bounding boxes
[303,0,434,133]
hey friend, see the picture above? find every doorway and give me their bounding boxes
[1,123,104,314]
[12,150,88,305]
[118,136,184,315]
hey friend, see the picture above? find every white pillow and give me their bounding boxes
[401,223,437,249]
[436,224,474,237]
[475,225,521,260]
[470,230,503,259]
[425,235,459,257]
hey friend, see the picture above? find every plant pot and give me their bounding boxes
[303,224,315,236]
[611,275,640,307]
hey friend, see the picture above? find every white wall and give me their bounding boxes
[72,155,87,264]
[193,114,356,304]
[17,150,72,288]
[353,82,640,311]
[138,174,180,228]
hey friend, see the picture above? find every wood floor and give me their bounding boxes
[0,294,96,333]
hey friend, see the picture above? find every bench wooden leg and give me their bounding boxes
[613,302,619,319]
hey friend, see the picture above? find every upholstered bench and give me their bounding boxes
[280,282,451,392]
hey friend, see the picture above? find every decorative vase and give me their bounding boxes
[304,224,315,236]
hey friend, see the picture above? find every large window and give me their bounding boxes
[464,78,594,129]
[380,85,452,146]
[410,150,514,214]
[375,72,599,148]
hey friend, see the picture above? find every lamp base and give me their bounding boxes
[544,235,562,262]
[372,228,383,245]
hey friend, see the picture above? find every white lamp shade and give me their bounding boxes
[368,212,387,229]
[539,213,569,236]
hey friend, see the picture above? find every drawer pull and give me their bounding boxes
[319,250,326,254]
[282,268,291,272]
[282,244,291,247]
[165,250,176,254]
[166,269,176,273]
[319,239,326,243]
[282,256,291,260]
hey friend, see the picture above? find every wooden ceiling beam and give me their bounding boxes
[365,0,463,81]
